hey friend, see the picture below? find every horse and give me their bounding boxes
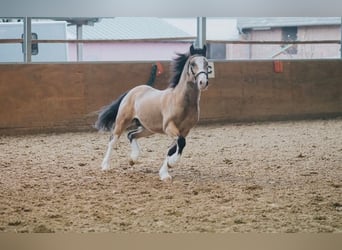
[95,44,209,181]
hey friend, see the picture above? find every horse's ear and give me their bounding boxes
[190,44,195,55]
[190,44,207,56]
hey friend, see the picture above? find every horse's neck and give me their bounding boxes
[174,66,201,106]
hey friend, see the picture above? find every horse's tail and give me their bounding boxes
[95,92,128,131]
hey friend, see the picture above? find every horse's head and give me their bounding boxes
[188,45,209,90]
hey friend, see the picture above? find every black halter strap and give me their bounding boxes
[190,66,208,80]
[194,71,208,80]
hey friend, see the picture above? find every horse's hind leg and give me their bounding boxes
[101,133,119,170]
[127,126,143,165]
[127,125,153,165]
[101,115,132,170]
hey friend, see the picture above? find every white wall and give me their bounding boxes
[0,21,68,62]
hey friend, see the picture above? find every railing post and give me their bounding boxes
[340,17,342,59]
[23,17,32,63]
[196,17,206,49]
[76,23,83,61]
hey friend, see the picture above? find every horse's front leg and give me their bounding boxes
[159,136,186,181]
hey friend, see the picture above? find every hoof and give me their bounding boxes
[160,173,173,182]
[162,176,173,183]
[101,162,110,171]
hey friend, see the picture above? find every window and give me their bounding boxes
[21,32,39,55]
[281,27,298,55]
[207,43,226,60]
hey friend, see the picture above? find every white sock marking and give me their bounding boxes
[101,135,117,170]
[130,139,140,162]
[168,151,180,167]
[159,158,172,181]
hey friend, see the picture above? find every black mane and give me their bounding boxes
[169,52,190,88]
[168,45,207,88]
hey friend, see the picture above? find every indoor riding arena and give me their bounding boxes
[1,55,342,232]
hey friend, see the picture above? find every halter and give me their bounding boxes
[190,67,208,80]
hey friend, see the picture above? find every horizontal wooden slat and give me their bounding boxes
[0,60,341,134]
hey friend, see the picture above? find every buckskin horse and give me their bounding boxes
[95,45,209,181]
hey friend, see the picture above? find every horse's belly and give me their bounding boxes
[133,91,164,133]
[138,112,164,134]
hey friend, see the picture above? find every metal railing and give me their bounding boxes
[1,38,340,44]
[0,37,341,62]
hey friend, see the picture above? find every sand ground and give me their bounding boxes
[0,119,341,233]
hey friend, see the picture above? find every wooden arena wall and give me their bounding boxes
[0,60,341,134]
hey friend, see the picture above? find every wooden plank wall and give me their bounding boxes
[0,60,341,134]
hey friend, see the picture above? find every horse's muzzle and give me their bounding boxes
[201,80,209,91]
[194,71,209,90]
[198,77,209,90]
